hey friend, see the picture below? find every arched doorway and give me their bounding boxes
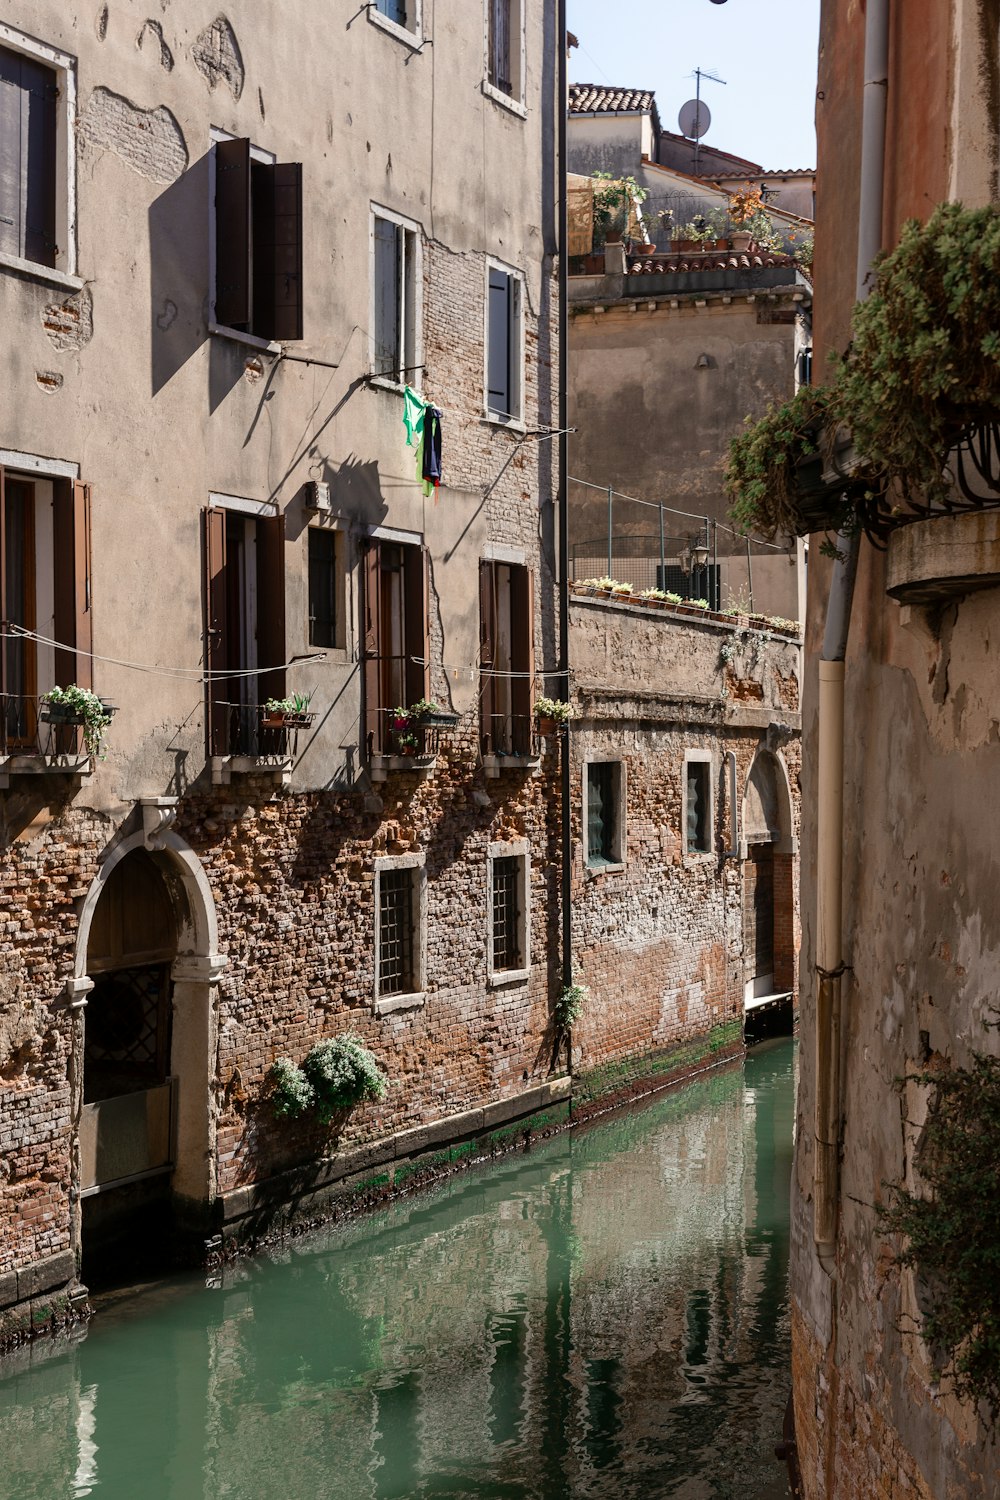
[73,822,225,1281]
[741,751,796,1042]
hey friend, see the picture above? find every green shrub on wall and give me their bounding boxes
[268,1038,387,1124]
[879,1050,1000,1421]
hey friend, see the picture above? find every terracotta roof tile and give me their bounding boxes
[626,247,798,275]
[569,83,656,116]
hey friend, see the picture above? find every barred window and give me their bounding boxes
[378,867,415,996]
[492,856,522,971]
[686,760,712,854]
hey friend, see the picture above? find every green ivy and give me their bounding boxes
[879,1050,1000,1422]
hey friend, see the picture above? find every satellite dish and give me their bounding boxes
[678,99,711,139]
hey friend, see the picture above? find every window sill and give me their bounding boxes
[0,752,92,789]
[370,753,437,782]
[209,322,282,356]
[488,967,531,988]
[585,859,626,877]
[210,754,292,787]
[0,252,83,293]
[375,991,426,1016]
[482,411,527,434]
[366,7,424,50]
[481,79,527,119]
[367,372,422,395]
[483,753,541,779]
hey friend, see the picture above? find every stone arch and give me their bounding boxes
[70,817,226,1215]
[741,747,795,856]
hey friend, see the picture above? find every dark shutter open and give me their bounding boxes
[256,513,286,706]
[52,478,92,690]
[479,561,497,753]
[0,45,57,268]
[268,162,303,342]
[362,540,383,754]
[487,269,512,418]
[204,507,229,754]
[510,565,533,753]
[215,137,251,329]
[404,545,429,707]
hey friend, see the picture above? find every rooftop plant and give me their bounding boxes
[534,696,577,723]
[591,172,648,245]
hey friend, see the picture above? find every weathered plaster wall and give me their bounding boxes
[794,1,1000,1493]
[569,597,801,1076]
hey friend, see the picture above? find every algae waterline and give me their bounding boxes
[0,1039,795,1500]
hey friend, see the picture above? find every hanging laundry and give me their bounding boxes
[402,385,425,449]
[422,406,443,492]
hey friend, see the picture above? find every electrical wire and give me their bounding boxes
[0,625,326,685]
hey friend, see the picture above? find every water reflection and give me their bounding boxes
[0,1040,795,1500]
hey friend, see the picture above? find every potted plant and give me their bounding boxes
[407,697,460,728]
[591,171,648,247]
[534,696,577,736]
[592,575,616,598]
[639,587,669,608]
[396,730,419,756]
[610,581,633,600]
[262,691,314,729]
[40,685,116,758]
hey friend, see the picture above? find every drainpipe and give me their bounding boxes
[557,0,573,1017]
[813,0,889,1276]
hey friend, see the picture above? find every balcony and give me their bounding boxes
[0,693,107,788]
[481,711,542,778]
[369,708,459,782]
[209,702,316,786]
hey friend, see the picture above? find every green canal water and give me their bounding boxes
[0,1039,795,1500]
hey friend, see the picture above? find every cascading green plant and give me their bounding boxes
[554,983,588,1030]
[41,685,115,758]
[302,1035,388,1124]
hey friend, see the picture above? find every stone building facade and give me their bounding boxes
[0,0,564,1339]
[791,1,1000,1495]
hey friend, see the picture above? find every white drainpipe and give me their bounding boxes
[813,0,889,1277]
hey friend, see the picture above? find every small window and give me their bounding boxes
[213,136,303,341]
[686,759,713,854]
[308,528,338,649]
[485,0,524,106]
[486,264,523,422]
[375,854,426,1010]
[372,209,420,384]
[480,559,533,754]
[586,762,624,868]
[0,29,75,277]
[370,0,421,38]
[488,841,530,980]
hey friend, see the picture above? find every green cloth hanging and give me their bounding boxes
[403,385,436,498]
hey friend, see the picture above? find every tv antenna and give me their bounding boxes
[679,67,726,175]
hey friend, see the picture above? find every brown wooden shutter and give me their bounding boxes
[510,564,533,753]
[0,46,57,268]
[256,513,286,706]
[215,137,251,328]
[52,478,92,689]
[404,545,429,707]
[203,507,228,754]
[269,162,303,342]
[479,560,496,754]
[362,539,383,754]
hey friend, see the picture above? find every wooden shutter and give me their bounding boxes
[362,539,383,753]
[487,269,511,418]
[215,137,251,328]
[0,45,57,268]
[509,565,533,753]
[404,545,429,707]
[52,478,92,690]
[269,163,303,342]
[203,508,228,754]
[256,513,286,706]
[479,561,496,753]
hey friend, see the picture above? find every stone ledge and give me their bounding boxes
[887,510,1000,604]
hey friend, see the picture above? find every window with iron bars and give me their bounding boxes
[491,856,522,971]
[378,866,416,996]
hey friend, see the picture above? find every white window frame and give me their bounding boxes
[369,204,423,391]
[207,127,282,354]
[484,257,525,428]
[482,0,527,117]
[374,852,426,1015]
[367,0,424,50]
[0,24,79,289]
[582,758,626,874]
[683,749,714,858]
[487,838,531,985]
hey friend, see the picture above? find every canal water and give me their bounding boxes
[0,1038,795,1500]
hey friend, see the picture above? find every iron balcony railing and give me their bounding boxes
[1,692,100,761]
[210,702,316,761]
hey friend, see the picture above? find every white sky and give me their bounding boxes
[567,0,821,172]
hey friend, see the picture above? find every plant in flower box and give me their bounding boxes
[263,692,313,728]
[40,685,116,758]
[533,697,577,736]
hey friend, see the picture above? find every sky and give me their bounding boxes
[567,0,821,171]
